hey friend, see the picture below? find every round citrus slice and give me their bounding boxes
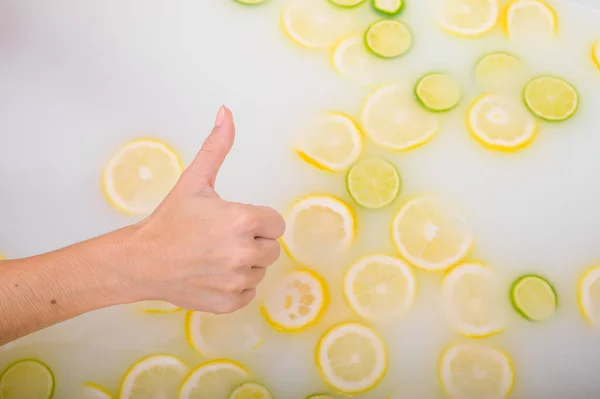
[179,360,249,399]
[437,0,499,37]
[504,0,557,40]
[118,355,188,399]
[346,158,401,209]
[102,138,183,214]
[295,112,363,172]
[415,72,461,112]
[510,274,557,322]
[475,52,525,94]
[261,268,328,332]
[372,0,404,16]
[331,36,380,84]
[83,382,113,399]
[392,196,472,271]
[524,76,579,122]
[364,20,412,59]
[361,84,439,151]
[329,0,366,7]
[578,266,600,327]
[316,322,387,394]
[133,300,181,314]
[467,94,537,150]
[593,41,600,69]
[344,254,417,320]
[441,262,506,337]
[229,382,272,399]
[305,395,334,399]
[439,343,514,398]
[0,359,55,399]
[235,0,267,4]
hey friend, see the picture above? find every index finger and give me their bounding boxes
[251,205,286,240]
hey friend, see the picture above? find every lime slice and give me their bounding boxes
[329,0,366,7]
[346,158,401,209]
[235,0,267,4]
[415,72,461,112]
[475,52,525,94]
[511,275,557,322]
[372,0,404,15]
[0,359,55,399]
[364,20,412,58]
[524,76,579,121]
[229,382,273,399]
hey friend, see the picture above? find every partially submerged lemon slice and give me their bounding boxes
[504,0,558,40]
[331,35,381,84]
[179,360,249,399]
[83,382,112,399]
[475,52,525,94]
[118,355,188,399]
[437,0,499,37]
[228,382,272,399]
[578,266,600,327]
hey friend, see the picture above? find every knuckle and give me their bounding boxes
[224,275,247,293]
[232,247,258,267]
[231,204,258,230]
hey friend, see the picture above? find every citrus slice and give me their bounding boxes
[235,0,267,4]
[437,0,499,37]
[344,254,417,320]
[0,359,55,399]
[281,195,355,266]
[415,72,461,112]
[331,36,380,84]
[295,112,363,171]
[261,268,328,331]
[316,322,387,394]
[133,300,181,314]
[441,262,506,337]
[118,355,188,399]
[346,158,401,209]
[467,94,537,150]
[510,274,557,322]
[83,382,113,399]
[578,266,600,327]
[329,0,366,7]
[475,52,525,94]
[361,84,439,151]
[593,41,600,69]
[229,382,272,399]
[281,0,354,49]
[305,395,335,399]
[524,76,579,122]
[504,0,557,40]
[372,0,404,16]
[102,138,183,214]
[179,359,249,399]
[391,196,472,271]
[439,343,514,398]
[364,20,412,59]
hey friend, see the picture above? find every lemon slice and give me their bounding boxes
[361,84,439,151]
[475,52,525,94]
[524,76,579,122]
[415,72,462,112]
[0,359,55,399]
[346,158,401,209]
[235,0,267,4]
[102,138,183,214]
[510,274,557,322]
[331,36,380,84]
[316,322,387,394]
[295,112,363,172]
[392,196,472,271]
[179,360,249,399]
[84,382,113,399]
[439,343,514,398]
[329,0,366,7]
[593,41,600,69]
[281,0,354,49]
[504,0,557,40]
[364,20,412,59]
[372,0,404,16]
[578,266,600,327]
[344,254,417,320]
[261,268,328,332]
[133,300,181,314]
[305,395,334,399]
[441,262,506,337]
[467,94,537,150]
[229,382,272,399]
[281,195,355,267]
[437,0,499,37]
[118,355,188,399]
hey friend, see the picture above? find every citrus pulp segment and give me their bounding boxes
[179,360,249,399]
[475,52,525,94]
[346,158,401,209]
[83,382,113,399]
[118,355,188,399]
[578,266,600,327]
[229,382,272,399]
[0,359,55,399]
[504,0,558,40]
[133,300,181,314]
[414,72,462,112]
[329,0,366,7]
[523,76,579,122]
[510,274,557,322]
[372,0,404,16]
[437,0,499,37]
[364,20,412,59]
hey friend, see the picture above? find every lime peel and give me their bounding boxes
[0,359,55,399]
[364,20,412,59]
[372,0,404,15]
[415,72,461,112]
[510,274,557,322]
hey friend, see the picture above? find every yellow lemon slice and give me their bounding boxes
[133,300,181,314]
[316,322,387,394]
[504,0,557,40]
[295,112,363,172]
[578,266,600,327]
[437,0,499,37]
[392,196,472,271]
[83,382,113,399]
[524,76,579,122]
[361,84,439,151]
[229,382,272,399]
[343,254,417,320]
[0,359,55,399]
[331,35,381,84]
[305,395,334,399]
[261,268,328,332]
[282,195,355,267]
[467,94,537,150]
[179,360,249,399]
[593,41,600,69]
[439,342,514,398]
[475,52,525,94]
[102,138,183,214]
[118,355,188,399]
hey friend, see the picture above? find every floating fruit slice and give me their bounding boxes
[392,196,472,271]
[316,322,387,394]
[235,0,267,4]
[439,343,514,398]
[372,0,404,15]
[593,41,600,69]
[504,0,557,40]
[295,112,363,171]
[261,269,328,331]
[346,158,401,209]
[524,76,579,122]
[364,20,412,59]
[179,360,249,399]
[578,266,600,327]
[467,94,537,150]
[229,382,272,399]
[475,52,525,94]
[415,72,461,112]
[102,138,183,214]
[332,36,380,84]
[0,359,55,399]
[510,274,557,322]
[361,84,439,151]
[133,300,181,314]
[441,262,506,337]
[83,382,113,399]
[305,395,335,399]
[344,254,417,320]
[119,355,188,399]
[437,0,499,37]
[329,0,366,7]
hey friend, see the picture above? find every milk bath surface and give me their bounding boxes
[1,0,600,397]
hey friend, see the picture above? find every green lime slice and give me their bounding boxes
[229,382,272,399]
[372,0,404,15]
[347,158,401,209]
[415,72,461,112]
[329,0,367,7]
[234,0,267,4]
[0,359,55,399]
[364,20,412,59]
[510,275,557,322]
[523,76,579,122]
[305,395,335,399]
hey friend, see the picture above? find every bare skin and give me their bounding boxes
[0,106,285,346]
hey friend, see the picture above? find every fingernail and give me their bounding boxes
[214,105,226,127]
